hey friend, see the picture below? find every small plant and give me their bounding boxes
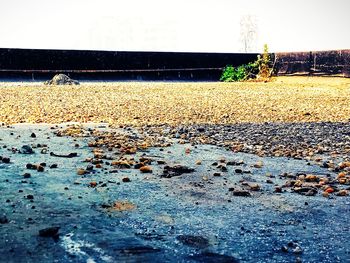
[256,44,272,80]
[220,44,273,82]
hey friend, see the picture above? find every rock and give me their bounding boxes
[305,174,318,182]
[249,184,261,191]
[0,215,9,224]
[89,181,97,187]
[77,169,87,175]
[339,162,350,169]
[117,246,161,255]
[49,164,58,169]
[162,165,195,178]
[30,132,36,138]
[50,152,78,158]
[44,74,79,85]
[336,189,348,196]
[111,160,131,168]
[2,157,10,163]
[293,187,318,196]
[39,226,60,237]
[26,194,34,200]
[122,177,131,183]
[140,166,152,173]
[293,246,303,254]
[195,160,202,165]
[234,168,243,174]
[37,165,45,172]
[22,173,31,178]
[217,164,227,172]
[232,190,251,197]
[20,145,34,154]
[176,235,209,248]
[281,246,288,252]
[111,201,136,211]
[275,187,282,193]
[188,252,239,263]
[253,161,264,168]
[325,187,334,193]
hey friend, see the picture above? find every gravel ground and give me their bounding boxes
[0,77,349,125]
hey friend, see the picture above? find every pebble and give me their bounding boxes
[0,215,9,224]
[122,177,131,183]
[176,235,210,249]
[111,201,136,211]
[39,226,60,237]
[21,145,34,154]
[232,190,252,197]
[253,161,264,168]
[77,169,87,175]
[140,166,152,173]
[22,173,31,178]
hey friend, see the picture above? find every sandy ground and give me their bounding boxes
[0,76,349,125]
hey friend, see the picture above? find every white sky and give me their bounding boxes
[0,0,349,53]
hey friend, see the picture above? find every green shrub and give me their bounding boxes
[220,44,272,82]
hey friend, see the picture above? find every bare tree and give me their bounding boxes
[240,15,258,53]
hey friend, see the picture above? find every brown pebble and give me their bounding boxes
[140,166,152,173]
[122,177,131,183]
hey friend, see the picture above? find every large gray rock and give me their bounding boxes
[44,74,79,85]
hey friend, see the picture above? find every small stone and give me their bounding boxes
[122,177,131,183]
[253,161,263,168]
[77,169,87,175]
[281,246,288,252]
[140,166,152,173]
[30,133,36,138]
[249,184,261,191]
[235,169,243,174]
[21,145,34,154]
[195,160,202,165]
[22,173,31,179]
[111,201,136,211]
[39,226,60,237]
[322,191,329,198]
[275,187,282,193]
[89,182,97,187]
[336,189,348,196]
[305,174,318,182]
[176,235,209,249]
[0,215,9,224]
[325,187,334,194]
[293,246,303,254]
[49,164,58,169]
[232,190,251,197]
[37,165,45,172]
[2,157,10,163]
[26,194,34,200]
[213,172,221,177]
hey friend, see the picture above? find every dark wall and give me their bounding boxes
[0,48,258,81]
[275,50,350,77]
[1,48,349,80]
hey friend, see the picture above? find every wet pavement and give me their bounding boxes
[0,124,350,263]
